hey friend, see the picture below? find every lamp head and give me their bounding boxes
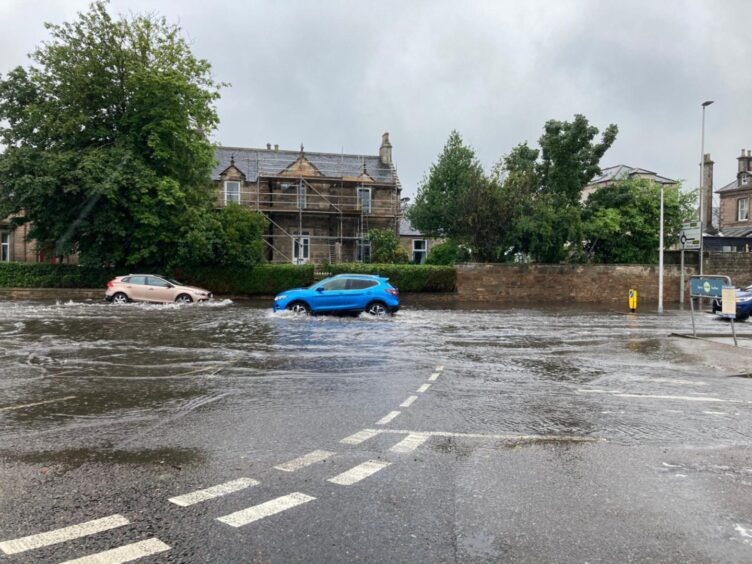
[702,100,714,107]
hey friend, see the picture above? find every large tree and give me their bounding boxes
[408,131,506,261]
[582,178,694,263]
[0,1,223,268]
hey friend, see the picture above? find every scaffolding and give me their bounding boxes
[220,149,402,265]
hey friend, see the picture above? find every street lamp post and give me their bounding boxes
[658,183,664,314]
[699,100,714,278]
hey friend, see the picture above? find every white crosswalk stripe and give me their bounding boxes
[61,538,170,564]
[217,493,315,528]
[275,450,335,472]
[340,428,381,445]
[328,460,391,486]
[0,515,129,555]
[168,477,259,507]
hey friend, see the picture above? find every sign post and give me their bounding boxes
[680,221,701,308]
[721,286,738,347]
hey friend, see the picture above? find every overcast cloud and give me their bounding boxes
[1,0,750,199]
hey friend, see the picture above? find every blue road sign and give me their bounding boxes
[690,277,725,298]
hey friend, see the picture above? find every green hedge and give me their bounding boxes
[0,262,115,288]
[173,264,315,295]
[328,263,456,292]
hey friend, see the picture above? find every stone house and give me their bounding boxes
[716,149,752,233]
[212,133,402,264]
[582,164,678,202]
[398,218,439,264]
[0,216,65,264]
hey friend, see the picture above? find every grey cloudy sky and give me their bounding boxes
[1,0,750,199]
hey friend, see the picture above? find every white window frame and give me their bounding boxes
[357,187,372,214]
[412,239,427,264]
[224,181,241,205]
[292,232,310,264]
[738,197,749,221]
[1,232,10,262]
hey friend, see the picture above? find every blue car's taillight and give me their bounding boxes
[386,289,399,296]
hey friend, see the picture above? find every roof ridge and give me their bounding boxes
[216,145,381,160]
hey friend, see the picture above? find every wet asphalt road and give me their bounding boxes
[1,299,752,563]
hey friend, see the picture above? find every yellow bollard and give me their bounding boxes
[628,289,638,312]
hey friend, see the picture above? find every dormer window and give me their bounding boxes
[224,181,240,204]
[742,174,750,186]
[738,197,749,221]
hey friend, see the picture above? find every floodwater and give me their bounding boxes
[0,298,748,450]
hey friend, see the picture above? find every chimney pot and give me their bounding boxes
[379,132,393,165]
[266,143,271,150]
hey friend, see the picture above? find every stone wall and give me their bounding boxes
[456,263,694,304]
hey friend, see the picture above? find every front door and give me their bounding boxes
[293,235,310,264]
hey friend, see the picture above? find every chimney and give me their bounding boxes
[379,132,392,165]
[274,144,279,151]
[703,153,714,231]
[739,148,752,175]
[266,143,271,150]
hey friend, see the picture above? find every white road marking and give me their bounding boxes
[390,433,430,453]
[577,389,741,403]
[435,365,444,372]
[217,493,315,528]
[662,462,682,468]
[61,538,170,564]
[0,396,77,412]
[0,514,129,555]
[400,395,418,408]
[428,373,440,381]
[328,460,391,485]
[168,477,259,507]
[702,411,727,416]
[417,383,431,393]
[376,429,602,443]
[274,450,335,472]
[735,524,752,539]
[340,429,381,445]
[376,411,401,425]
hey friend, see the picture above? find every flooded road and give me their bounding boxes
[1,299,751,562]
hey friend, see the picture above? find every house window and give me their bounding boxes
[743,175,750,186]
[297,184,307,209]
[357,240,371,263]
[357,187,372,214]
[738,198,749,221]
[1,232,9,262]
[224,181,240,204]
[292,232,310,264]
[412,239,427,264]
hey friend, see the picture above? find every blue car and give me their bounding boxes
[712,286,752,320]
[273,274,400,315]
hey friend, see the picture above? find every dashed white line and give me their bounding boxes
[389,433,430,453]
[417,383,431,393]
[702,411,727,416]
[340,429,381,445]
[0,396,77,412]
[376,411,401,425]
[0,514,129,555]
[400,395,418,408]
[61,538,170,564]
[376,429,602,443]
[328,460,391,485]
[428,373,440,382]
[217,492,315,528]
[168,477,259,507]
[274,450,335,472]
[435,365,444,372]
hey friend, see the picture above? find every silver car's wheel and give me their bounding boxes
[112,292,129,305]
[287,302,309,315]
[176,294,193,304]
[366,302,388,316]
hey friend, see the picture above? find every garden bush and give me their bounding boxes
[328,263,456,292]
[0,262,115,288]
[173,264,314,295]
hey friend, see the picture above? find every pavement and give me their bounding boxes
[0,300,751,562]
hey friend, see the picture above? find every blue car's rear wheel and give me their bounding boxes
[287,301,310,315]
[366,301,388,316]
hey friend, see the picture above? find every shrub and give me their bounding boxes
[172,264,314,295]
[367,228,409,263]
[0,262,115,288]
[426,239,472,265]
[328,263,456,292]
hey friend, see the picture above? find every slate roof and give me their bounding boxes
[716,174,752,193]
[213,146,396,184]
[399,218,423,236]
[717,226,752,237]
[589,165,677,186]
